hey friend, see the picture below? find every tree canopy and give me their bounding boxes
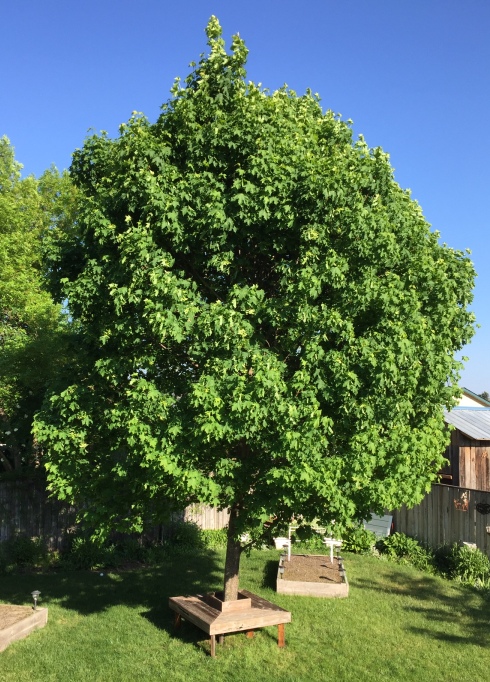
[35,17,475,598]
[0,136,77,472]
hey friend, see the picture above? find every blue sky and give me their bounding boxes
[3,0,489,393]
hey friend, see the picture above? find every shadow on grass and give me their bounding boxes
[261,559,278,590]
[351,562,490,648]
[0,550,224,652]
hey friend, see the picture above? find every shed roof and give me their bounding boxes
[444,407,490,441]
[461,387,490,407]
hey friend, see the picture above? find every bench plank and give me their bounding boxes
[169,591,291,654]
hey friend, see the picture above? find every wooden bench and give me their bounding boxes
[169,589,291,657]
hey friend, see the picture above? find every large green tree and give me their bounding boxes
[35,18,475,599]
[0,136,76,472]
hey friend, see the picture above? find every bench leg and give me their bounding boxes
[218,634,224,645]
[246,630,255,639]
[278,623,285,648]
[210,634,216,657]
[174,613,182,629]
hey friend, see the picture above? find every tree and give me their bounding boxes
[35,18,475,600]
[0,136,77,472]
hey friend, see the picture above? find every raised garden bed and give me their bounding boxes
[277,553,349,598]
[0,605,48,652]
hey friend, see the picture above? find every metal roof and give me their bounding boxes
[444,407,490,441]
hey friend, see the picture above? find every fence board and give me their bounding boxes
[394,484,490,557]
[0,480,231,550]
[9,478,490,558]
[184,504,230,530]
[0,479,77,550]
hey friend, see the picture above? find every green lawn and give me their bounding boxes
[1,550,489,682]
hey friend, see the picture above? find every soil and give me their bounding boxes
[0,605,33,631]
[281,554,343,584]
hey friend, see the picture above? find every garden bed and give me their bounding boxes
[277,554,349,598]
[0,605,48,652]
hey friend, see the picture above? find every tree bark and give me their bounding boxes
[223,504,242,601]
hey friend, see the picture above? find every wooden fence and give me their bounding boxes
[0,478,77,550]
[393,484,490,557]
[0,479,229,549]
[184,503,229,530]
[6,479,490,557]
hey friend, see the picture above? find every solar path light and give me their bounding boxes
[31,590,40,610]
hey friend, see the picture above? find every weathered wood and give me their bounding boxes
[239,589,289,612]
[444,431,490,493]
[210,634,216,657]
[0,480,76,550]
[393,484,490,557]
[278,623,285,648]
[0,480,231,548]
[202,591,252,613]
[168,591,291,655]
[0,606,48,652]
[276,556,349,598]
[184,504,230,530]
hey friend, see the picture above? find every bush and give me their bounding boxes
[201,529,228,549]
[168,521,204,551]
[291,527,326,553]
[377,532,434,572]
[60,536,114,571]
[342,527,376,555]
[434,543,490,587]
[112,537,147,563]
[0,534,49,572]
[140,543,169,564]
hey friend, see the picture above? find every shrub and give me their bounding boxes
[342,527,376,555]
[201,529,228,550]
[59,535,115,571]
[291,527,326,553]
[112,537,147,563]
[435,543,490,586]
[140,543,169,564]
[377,532,434,572]
[0,534,49,571]
[167,521,204,552]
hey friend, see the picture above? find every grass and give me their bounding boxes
[1,549,489,681]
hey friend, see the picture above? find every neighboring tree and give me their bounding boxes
[0,136,77,472]
[35,18,475,600]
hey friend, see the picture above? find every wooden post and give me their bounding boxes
[218,634,224,645]
[210,634,216,657]
[174,613,181,628]
[246,630,255,639]
[277,623,285,648]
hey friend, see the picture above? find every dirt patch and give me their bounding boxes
[281,554,343,584]
[0,605,33,631]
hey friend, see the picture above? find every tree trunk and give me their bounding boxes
[223,504,242,601]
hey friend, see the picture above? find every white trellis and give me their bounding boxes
[278,524,342,562]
